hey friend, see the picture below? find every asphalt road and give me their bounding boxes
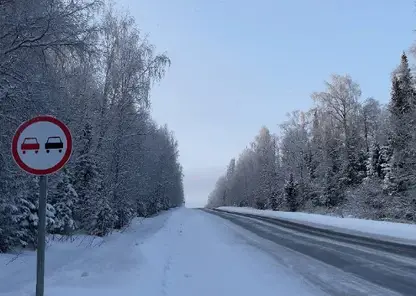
[204,209,416,296]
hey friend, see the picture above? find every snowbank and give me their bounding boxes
[0,212,169,296]
[217,206,416,245]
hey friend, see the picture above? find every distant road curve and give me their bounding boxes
[203,208,416,296]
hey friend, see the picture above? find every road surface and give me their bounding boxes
[1,207,324,296]
[205,208,416,296]
[2,207,415,296]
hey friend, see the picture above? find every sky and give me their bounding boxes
[115,0,416,208]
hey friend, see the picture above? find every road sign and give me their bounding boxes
[11,115,72,296]
[12,115,72,175]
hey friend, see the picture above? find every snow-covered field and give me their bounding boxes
[1,207,323,296]
[217,206,416,245]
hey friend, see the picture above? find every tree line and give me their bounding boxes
[0,0,184,252]
[206,52,416,222]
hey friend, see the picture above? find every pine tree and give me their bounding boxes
[49,170,77,234]
[343,148,367,186]
[285,173,298,212]
[88,193,116,237]
[385,53,415,194]
[269,190,279,211]
[14,177,39,248]
[0,171,22,252]
[390,77,408,117]
[73,122,116,235]
[321,169,338,207]
[367,141,382,179]
[268,171,279,210]
[0,201,19,252]
[357,150,368,181]
[396,52,415,113]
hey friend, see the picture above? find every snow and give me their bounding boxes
[217,206,416,245]
[1,207,323,296]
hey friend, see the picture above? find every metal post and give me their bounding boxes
[36,175,47,296]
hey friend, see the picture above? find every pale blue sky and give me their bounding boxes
[116,0,416,207]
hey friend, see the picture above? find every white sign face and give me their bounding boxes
[12,116,72,175]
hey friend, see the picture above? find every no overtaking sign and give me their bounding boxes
[12,115,72,175]
[12,115,73,296]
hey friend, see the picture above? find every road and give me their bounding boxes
[3,207,416,296]
[204,209,416,296]
[1,208,327,296]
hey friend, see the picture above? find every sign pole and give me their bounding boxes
[36,175,47,296]
[11,115,72,296]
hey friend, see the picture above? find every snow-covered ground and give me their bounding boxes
[217,206,416,245]
[1,207,324,296]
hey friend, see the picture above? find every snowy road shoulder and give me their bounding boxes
[217,206,416,245]
[0,209,172,296]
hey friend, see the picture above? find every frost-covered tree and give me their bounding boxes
[0,2,184,252]
[252,127,277,209]
[73,122,116,235]
[206,67,416,220]
[234,148,259,207]
[224,158,236,205]
[280,111,311,205]
[285,173,298,212]
[48,170,77,235]
[14,177,41,248]
[313,74,363,187]
[367,141,382,179]
[206,176,228,208]
[207,46,416,222]
[362,98,383,152]
[385,53,416,195]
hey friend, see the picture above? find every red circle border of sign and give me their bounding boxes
[11,115,73,175]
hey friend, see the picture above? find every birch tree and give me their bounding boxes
[0,2,184,252]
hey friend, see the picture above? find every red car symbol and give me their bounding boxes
[21,137,40,154]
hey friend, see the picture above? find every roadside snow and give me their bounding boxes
[0,211,169,296]
[1,207,324,296]
[217,206,416,245]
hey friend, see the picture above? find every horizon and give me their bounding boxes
[116,0,416,207]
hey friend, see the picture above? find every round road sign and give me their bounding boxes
[12,115,73,175]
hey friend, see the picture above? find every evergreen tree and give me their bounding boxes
[390,76,409,117]
[285,173,298,212]
[14,177,39,248]
[89,195,116,237]
[367,141,382,179]
[268,170,280,210]
[269,189,279,211]
[0,171,22,252]
[0,3,183,251]
[385,53,415,194]
[395,52,415,113]
[322,168,341,207]
[73,122,116,235]
[49,169,77,234]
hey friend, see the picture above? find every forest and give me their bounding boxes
[207,51,416,222]
[0,0,184,252]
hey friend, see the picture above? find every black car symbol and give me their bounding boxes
[45,136,63,153]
